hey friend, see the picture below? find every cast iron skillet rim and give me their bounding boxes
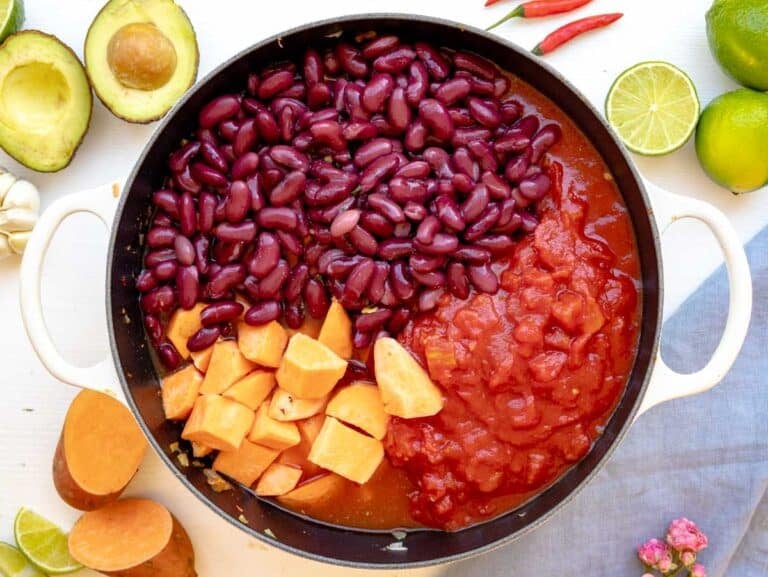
[106,13,663,569]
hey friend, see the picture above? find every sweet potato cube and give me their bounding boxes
[213,439,279,487]
[191,442,213,458]
[297,413,325,444]
[269,388,327,422]
[317,300,353,359]
[190,345,215,373]
[286,316,324,340]
[181,395,255,452]
[237,320,288,368]
[276,334,347,399]
[374,338,444,418]
[277,474,346,507]
[222,370,275,410]
[308,417,384,484]
[249,404,301,450]
[277,436,321,477]
[255,463,302,496]
[326,382,389,440]
[166,303,206,359]
[199,340,256,395]
[161,364,204,421]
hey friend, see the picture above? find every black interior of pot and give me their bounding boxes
[107,14,661,568]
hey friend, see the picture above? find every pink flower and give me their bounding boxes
[638,538,676,572]
[681,551,696,567]
[666,518,709,553]
[690,563,707,577]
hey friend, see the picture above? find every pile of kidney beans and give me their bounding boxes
[137,35,563,370]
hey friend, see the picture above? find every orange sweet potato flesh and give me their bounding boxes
[68,498,196,577]
[53,390,147,511]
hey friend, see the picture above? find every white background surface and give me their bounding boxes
[0,1,765,576]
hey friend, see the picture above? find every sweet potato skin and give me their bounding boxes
[104,517,196,577]
[53,435,123,511]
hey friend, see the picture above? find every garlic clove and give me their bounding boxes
[0,207,38,233]
[2,180,39,212]
[0,170,16,207]
[8,230,30,254]
[0,233,12,260]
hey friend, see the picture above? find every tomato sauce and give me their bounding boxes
[282,77,641,531]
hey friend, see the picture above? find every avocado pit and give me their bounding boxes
[107,22,177,91]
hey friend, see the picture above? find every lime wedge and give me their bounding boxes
[605,61,700,156]
[13,509,82,575]
[0,542,45,577]
[0,0,23,44]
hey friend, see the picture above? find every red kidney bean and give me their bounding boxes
[258,70,294,100]
[345,83,370,122]
[242,301,280,326]
[224,180,249,223]
[213,241,245,265]
[292,131,312,151]
[410,253,445,273]
[405,60,429,107]
[415,232,459,255]
[284,264,310,302]
[452,173,474,194]
[519,173,551,201]
[453,51,497,80]
[153,259,178,282]
[197,127,219,146]
[403,202,427,221]
[348,225,378,256]
[390,261,415,300]
[343,258,375,304]
[199,95,240,129]
[466,75,496,97]
[520,211,538,233]
[158,342,182,370]
[385,307,409,333]
[187,326,221,352]
[395,160,430,179]
[387,87,411,132]
[244,177,264,213]
[413,42,450,80]
[192,236,210,275]
[254,110,279,144]
[435,195,465,231]
[468,97,502,128]
[452,147,480,181]
[216,221,257,243]
[505,150,532,183]
[257,259,289,298]
[258,207,297,231]
[416,215,440,245]
[147,226,176,248]
[495,198,518,227]
[153,214,173,227]
[464,204,501,241]
[330,209,361,237]
[179,192,197,237]
[231,119,257,157]
[379,280,398,306]
[173,167,202,194]
[283,301,304,329]
[141,285,176,314]
[478,172,509,201]
[500,99,524,124]
[353,138,392,168]
[304,278,329,318]
[461,184,491,222]
[362,73,394,113]
[393,222,412,238]
[452,128,493,148]
[373,46,416,74]
[476,234,516,254]
[352,330,372,349]
[423,147,453,179]
[317,248,345,274]
[469,263,499,294]
[435,77,472,106]
[418,99,454,141]
[279,82,306,100]
[262,168,285,193]
[242,97,265,116]
[343,121,377,141]
[336,43,369,78]
[449,107,473,127]
[362,36,400,60]
[195,192,215,234]
[168,141,200,173]
[367,261,389,302]
[411,268,445,289]
[447,262,470,299]
[152,190,180,218]
[277,230,303,257]
[190,162,226,188]
[220,144,236,164]
[317,197,355,224]
[378,238,412,259]
[136,269,157,293]
[279,107,296,142]
[307,83,332,109]
[323,48,340,73]
[248,232,280,278]
[418,287,444,312]
[495,130,531,155]
[467,141,499,172]
[198,142,228,175]
[404,120,428,151]
[206,264,246,299]
[454,245,492,264]
[269,145,309,172]
[366,193,404,223]
[144,314,163,345]
[360,211,395,238]
[219,119,240,142]
[360,153,399,192]
[355,309,392,333]
[308,120,345,151]
[270,171,307,206]
[303,49,324,85]
[201,301,243,326]
[247,73,260,96]
[530,124,563,163]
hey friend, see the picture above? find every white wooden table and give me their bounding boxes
[0,1,765,575]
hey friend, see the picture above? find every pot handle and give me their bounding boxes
[20,182,122,394]
[638,182,752,416]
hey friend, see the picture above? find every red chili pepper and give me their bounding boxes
[486,0,593,30]
[532,13,623,55]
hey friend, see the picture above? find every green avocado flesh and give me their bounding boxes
[0,31,92,172]
[85,0,198,123]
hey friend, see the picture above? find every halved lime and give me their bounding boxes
[13,509,82,575]
[0,542,45,577]
[605,61,700,156]
[0,0,23,44]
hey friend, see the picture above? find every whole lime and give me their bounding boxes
[706,0,768,90]
[695,89,768,193]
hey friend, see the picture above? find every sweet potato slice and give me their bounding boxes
[308,416,384,484]
[213,439,279,487]
[317,300,353,359]
[255,463,302,496]
[181,395,254,452]
[237,320,288,368]
[277,474,346,508]
[166,304,207,360]
[222,370,275,410]
[275,333,347,399]
[162,365,204,421]
[326,382,389,440]
[199,340,255,395]
[268,388,327,422]
[296,413,325,444]
[53,390,147,511]
[248,404,301,450]
[373,337,444,418]
[190,345,214,373]
[68,498,196,577]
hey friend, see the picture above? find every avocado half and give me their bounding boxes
[0,31,92,172]
[85,0,199,123]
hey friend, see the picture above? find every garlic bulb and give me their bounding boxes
[0,168,40,260]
